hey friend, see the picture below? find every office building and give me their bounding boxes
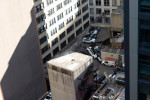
[33,0,90,64]
[125,0,150,100]
[47,52,94,100]
[0,1,47,100]
[89,0,123,24]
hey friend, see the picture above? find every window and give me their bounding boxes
[104,9,110,15]
[38,24,47,35]
[53,47,59,56]
[82,0,87,4]
[112,0,117,6]
[90,17,94,23]
[105,17,110,23]
[75,19,82,27]
[64,0,72,5]
[49,18,56,26]
[96,8,101,14]
[68,33,75,42]
[89,0,93,5]
[33,0,38,2]
[104,0,109,6]
[43,53,51,64]
[51,28,57,36]
[57,12,63,20]
[52,37,58,46]
[82,4,88,13]
[59,31,66,40]
[34,3,44,13]
[47,0,53,6]
[59,22,65,30]
[48,8,55,16]
[41,45,50,54]
[36,14,46,24]
[96,0,101,6]
[40,36,47,45]
[84,21,89,29]
[96,17,102,23]
[76,27,82,36]
[90,8,94,14]
[74,1,80,9]
[83,13,89,21]
[66,16,73,25]
[57,3,62,11]
[67,25,74,34]
[66,6,72,15]
[61,41,67,49]
[75,10,81,18]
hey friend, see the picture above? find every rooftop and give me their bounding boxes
[47,52,92,71]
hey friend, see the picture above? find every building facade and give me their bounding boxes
[34,0,90,64]
[125,0,150,100]
[0,0,47,100]
[88,0,123,24]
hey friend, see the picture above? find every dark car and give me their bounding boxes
[94,75,106,84]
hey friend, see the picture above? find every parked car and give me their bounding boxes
[83,38,96,43]
[94,75,106,84]
[102,60,116,67]
[89,29,98,35]
[86,47,97,58]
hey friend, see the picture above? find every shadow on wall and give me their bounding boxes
[1,8,47,100]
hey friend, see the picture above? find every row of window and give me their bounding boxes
[36,14,46,24]
[38,24,47,35]
[90,8,110,15]
[41,45,50,54]
[46,0,53,6]
[64,0,72,5]
[89,0,110,6]
[82,4,88,13]
[90,16,110,23]
[35,3,44,13]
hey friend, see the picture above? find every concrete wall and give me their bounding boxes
[0,0,47,100]
[111,13,123,29]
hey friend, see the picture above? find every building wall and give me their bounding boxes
[89,0,121,24]
[0,0,47,100]
[111,13,123,29]
[34,0,90,63]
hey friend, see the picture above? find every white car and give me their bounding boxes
[86,47,97,58]
[83,38,96,43]
[101,60,116,67]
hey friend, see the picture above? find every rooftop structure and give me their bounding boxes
[47,52,94,100]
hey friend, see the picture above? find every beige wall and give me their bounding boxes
[111,13,123,29]
[0,0,46,100]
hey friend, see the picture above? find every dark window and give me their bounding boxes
[104,0,109,6]
[36,14,46,24]
[76,27,83,36]
[75,19,82,27]
[67,25,74,34]
[82,4,88,13]
[61,41,67,49]
[74,1,80,9]
[84,21,89,30]
[34,3,44,13]
[83,13,89,21]
[90,17,94,23]
[96,8,101,14]
[105,17,110,23]
[59,22,65,30]
[52,37,58,46]
[68,33,75,42]
[59,31,66,40]
[104,9,110,15]
[48,8,55,16]
[66,16,73,25]
[40,36,47,45]
[38,24,47,35]
[43,53,51,64]
[41,45,50,54]
[96,0,101,6]
[57,3,62,11]
[53,47,59,56]
[46,0,53,6]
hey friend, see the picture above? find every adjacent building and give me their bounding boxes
[88,0,123,24]
[0,0,47,100]
[33,0,90,64]
[47,52,94,100]
[125,0,150,100]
